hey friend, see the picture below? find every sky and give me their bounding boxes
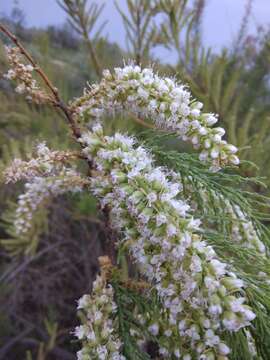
[1,0,270,58]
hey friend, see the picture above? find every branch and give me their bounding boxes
[57,0,103,78]
[0,23,119,262]
[0,23,88,161]
[0,24,59,101]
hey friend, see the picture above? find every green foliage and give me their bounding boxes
[25,318,59,360]
[141,132,270,358]
[178,48,270,157]
[1,201,49,256]
[157,0,194,60]
[74,193,98,216]
[143,131,269,247]
[111,275,162,360]
[57,0,107,77]
[113,284,152,359]
[115,0,160,65]
[57,0,106,38]
[175,27,270,181]
[151,1,270,183]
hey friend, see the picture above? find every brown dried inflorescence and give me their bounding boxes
[4,46,51,104]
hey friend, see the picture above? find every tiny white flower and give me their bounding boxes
[156,213,167,226]
[191,109,201,117]
[148,323,159,336]
[167,223,178,237]
[138,87,149,99]
[147,192,157,204]
[205,114,218,126]
[218,342,231,355]
[210,148,219,159]
[74,325,87,340]
[229,155,240,165]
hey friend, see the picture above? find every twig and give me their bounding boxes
[0,24,59,101]
[0,23,84,146]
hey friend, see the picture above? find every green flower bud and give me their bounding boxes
[130,190,144,204]
[221,278,243,292]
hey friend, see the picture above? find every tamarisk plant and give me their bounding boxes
[1,23,270,360]
[57,0,106,77]
[115,0,159,65]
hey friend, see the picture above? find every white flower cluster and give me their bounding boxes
[75,274,125,360]
[4,46,49,103]
[73,65,239,171]
[14,170,85,236]
[4,142,77,184]
[80,125,255,359]
[4,143,87,236]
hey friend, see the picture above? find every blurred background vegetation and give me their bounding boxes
[1,0,270,359]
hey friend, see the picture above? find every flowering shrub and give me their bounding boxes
[73,66,239,171]
[79,124,255,358]
[2,142,88,254]
[1,28,270,360]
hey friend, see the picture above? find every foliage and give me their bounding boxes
[115,0,160,65]
[57,0,107,77]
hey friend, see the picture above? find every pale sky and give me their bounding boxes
[1,0,270,58]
